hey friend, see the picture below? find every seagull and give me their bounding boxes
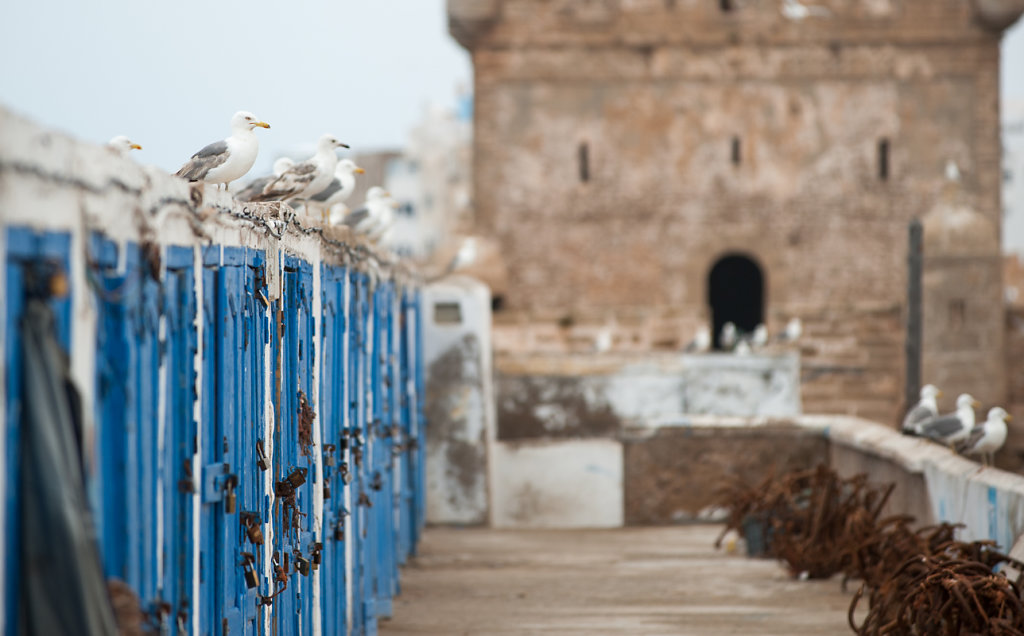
[917,393,979,448]
[307,159,365,222]
[781,0,832,20]
[175,111,270,189]
[236,157,295,202]
[685,326,711,353]
[750,324,768,349]
[957,407,1010,466]
[777,318,802,343]
[249,134,349,204]
[719,322,738,351]
[344,187,395,241]
[106,135,142,157]
[902,384,941,435]
[366,192,398,243]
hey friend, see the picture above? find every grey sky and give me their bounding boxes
[0,2,1022,176]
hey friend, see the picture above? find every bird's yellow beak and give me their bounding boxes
[936,390,943,398]
[355,167,365,174]
[1007,414,1014,421]
[254,121,270,129]
[130,143,142,150]
[973,400,981,408]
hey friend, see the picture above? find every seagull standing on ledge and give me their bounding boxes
[902,384,941,435]
[957,407,1010,466]
[918,393,979,448]
[175,111,269,188]
[236,157,295,202]
[107,135,142,157]
[308,159,365,222]
[250,134,349,204]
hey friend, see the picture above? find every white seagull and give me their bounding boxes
[175,111,270,188]
[781,0,832,20]
[344,186,394,240]
[308,159,365,222]
[685,326,712,353]
[902,384,941,435]
[236,157,296,202]
[778,317,802,343]
[106,135,142,157]
[957,407,1010,466]
[720,322,738,351]
[250,134,349,203]
[918,393,979,448]
[750,324,769,349]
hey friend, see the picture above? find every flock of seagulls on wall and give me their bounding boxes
[902,385,1010,466]
[684,319,802,355]
[106,110,396,243]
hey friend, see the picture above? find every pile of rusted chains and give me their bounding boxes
[715,465,1024,635]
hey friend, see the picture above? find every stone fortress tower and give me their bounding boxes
[448,0,1024,424]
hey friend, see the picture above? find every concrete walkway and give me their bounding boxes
[380,525,858,635]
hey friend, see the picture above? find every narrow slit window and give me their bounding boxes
[720,0,734,11]
[434,302,463,325]
[731,136,742,166]
[949,299,965,331]
[578,142,590,183]
[878,138,890,181]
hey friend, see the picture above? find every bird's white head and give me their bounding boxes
[920,384,941,400]
[337,159,365,176]
[318,134,350,153]
[107,135,142,155]
[272,157,295,176]
[231,111,270,132]
[988,407,1011,423]
[956,394,979,410]
[366,186,387,201]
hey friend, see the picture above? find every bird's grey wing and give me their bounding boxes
[250,161,317,201]
[175,140,229,181]
[920,415,965,440]
[956,426,985,454]
[343,207,371,228]
[236,175,274,202]
[902,403,935,431]
[310,178,341,203]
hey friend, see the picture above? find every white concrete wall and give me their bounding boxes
[422,276,495,524]
[491,439,623,528]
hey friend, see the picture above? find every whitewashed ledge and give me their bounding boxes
[631,413,1024,558]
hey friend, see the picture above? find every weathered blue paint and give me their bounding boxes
[3,228,424,636]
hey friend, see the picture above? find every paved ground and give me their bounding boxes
[380,525,860,635]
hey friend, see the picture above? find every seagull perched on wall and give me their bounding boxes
[901,384,941,435]
[307,159,365,222]
[750,324,769,349]
[957,407,1010,467]
[344,186,396,241]
[916,393,979,448]
[781,0,832,20]
[236,157,295,202]
[106,135,142,157]
[776,317,802,344]
[175,111,269,188]
[720,322,738,351]
[685,326,711,353]
[249,134,349,204]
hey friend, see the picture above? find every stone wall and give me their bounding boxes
[452,0,1016,419]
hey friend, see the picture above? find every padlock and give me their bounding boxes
[225,481,237,514]
[295,555,310,576]
[323,479,331,500]
[333,523,345,542]
[246,521,264,545]
[340,462,352,485]
[286,468,308,489]
[242,562,259,589]
[324,444,336,467]
[256,440,270,471]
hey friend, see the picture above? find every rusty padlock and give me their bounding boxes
[285,468,307,489]
[224,476,238,514]
[294,554,310,577]
[241,512,263,545]
[323,478,331,501]
[340,462,352,486]
[241,552,259,590]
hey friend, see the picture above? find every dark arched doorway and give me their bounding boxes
[708,254,764,350]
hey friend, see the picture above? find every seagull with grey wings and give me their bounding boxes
[175,111,269,188]
[248,134,349,204]
[236,157,295,202]
[957,407,1010,466]
[902,384,941,435]
[343,186,395,240]
[915,393,979,449]
[307,159,365,222]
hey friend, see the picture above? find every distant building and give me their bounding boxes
[450,0,1024,423]
[1006,100,1024,254]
